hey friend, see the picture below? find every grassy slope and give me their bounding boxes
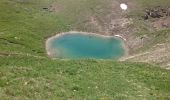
[137,0,170,7]
[0,56,170,99]
[126,0,170,67]
[0,0,112,55]
[0,0,170,99]
[0,0,70,55]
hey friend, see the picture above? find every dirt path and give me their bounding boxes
[0,52,45,59]
[120,43,170,69]
[120,48,166,61]
[120,52,150,61]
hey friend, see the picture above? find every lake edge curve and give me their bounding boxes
[46,31,128,59]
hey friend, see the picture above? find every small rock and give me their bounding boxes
[144,6,170,19]
[43,7,48,10]
[143,15,149,20]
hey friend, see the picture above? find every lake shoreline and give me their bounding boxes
[45,31,129,59]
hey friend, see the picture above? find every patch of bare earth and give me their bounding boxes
[47,2,63,13]
[121,6,170,69]
[48,1,170,68]
[151,17,170,30]
[120,43,170,69]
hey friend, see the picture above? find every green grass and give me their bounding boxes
[0,56,170,99]
[0,0,170,99]
[133,29,170,54]
[136,0,170,8]
[0,0,112,55]
[0,0,70,55]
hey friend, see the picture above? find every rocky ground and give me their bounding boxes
[40,0,170,68]
[91,2,170,68]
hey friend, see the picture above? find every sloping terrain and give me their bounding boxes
[1,56,170,99]
[118,0,170,69]
[0,0,170,99]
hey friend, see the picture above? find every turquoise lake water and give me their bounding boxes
[48,33,125,59]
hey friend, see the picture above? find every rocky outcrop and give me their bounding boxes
[143,6,170,20]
